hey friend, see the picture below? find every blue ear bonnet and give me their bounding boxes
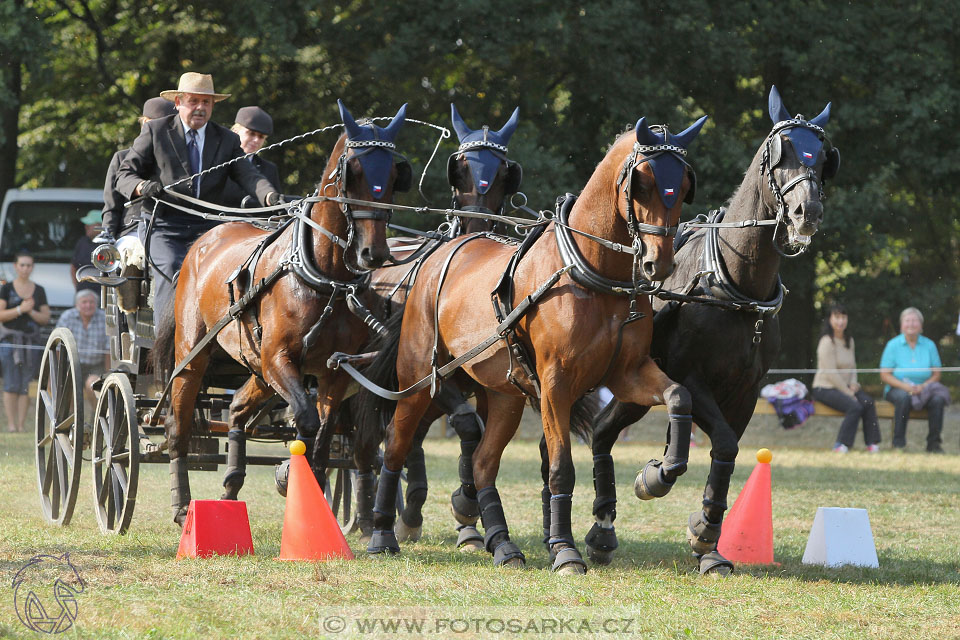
[338,100,407,200]
[632,115,707,208]
[768,85,831,167]
[450,105,519,195]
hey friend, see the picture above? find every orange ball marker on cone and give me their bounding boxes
[716,448,775,565]
[277,441,354,561]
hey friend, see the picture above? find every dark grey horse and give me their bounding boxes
[560,86,840,575]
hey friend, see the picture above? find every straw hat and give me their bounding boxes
[160,72,231,102]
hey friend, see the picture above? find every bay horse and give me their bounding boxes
[578,86,839,574]
[350,105,523,549]
[360,114,708,572]
[153,101,411,525]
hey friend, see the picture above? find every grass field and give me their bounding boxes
[1,409,959,639]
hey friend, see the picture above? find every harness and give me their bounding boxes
[147,137,402,425]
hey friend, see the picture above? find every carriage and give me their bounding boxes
[32,267,373,535]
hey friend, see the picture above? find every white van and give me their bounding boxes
[0,188,104,311]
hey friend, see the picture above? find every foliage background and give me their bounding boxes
[2,0,958,382]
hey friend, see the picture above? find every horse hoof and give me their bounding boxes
[359,532,372,546]
[450,501,479,527]
[396,519,422,543]
[455,525,484,553]
[696,550,734,577]
[499,557,525,569]
[556,562,587,575]
[586,545,615,566]
[458,540,484,553]
[686,524,716,556]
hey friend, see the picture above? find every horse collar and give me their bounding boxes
[700,208,785,316]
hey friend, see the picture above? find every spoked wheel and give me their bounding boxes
[34,328,84,526]
[91,373,139,534]
[325,467,359,536]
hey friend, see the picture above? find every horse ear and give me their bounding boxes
[635,117,661,145]
[810,102,832,128]
[495,107,520,143]
[768,85,791,124]
[382,103,407,141]
[450,103,472,142]
[338,99,363,140]
[673,115,708,149]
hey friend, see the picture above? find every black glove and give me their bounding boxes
[140,180,163,199]
[93,230,116,245]
[265,192,283,207]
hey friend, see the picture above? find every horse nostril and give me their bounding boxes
[642,261,657,277]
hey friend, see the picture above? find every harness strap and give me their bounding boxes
[329,264,573,401]
[149,262,291,425]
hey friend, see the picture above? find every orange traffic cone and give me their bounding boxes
[176,499,255,559]
[716,448,775,564]
[277,441,354,561]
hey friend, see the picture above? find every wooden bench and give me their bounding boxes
[649,398,926,440]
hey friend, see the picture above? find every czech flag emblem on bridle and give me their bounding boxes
[664,188,675,196]
[479,179,489,188]
[373,185,382,193]
[802,151,813,159]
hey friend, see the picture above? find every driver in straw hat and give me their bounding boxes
[115,72,283,315]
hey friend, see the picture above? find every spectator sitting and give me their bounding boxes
[879,307,950,453]
[72,209,102,295]
[811,304,880,453]
[0,251,51,432]
[55,289,109,411]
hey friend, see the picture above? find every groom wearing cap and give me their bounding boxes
[223,106,282,208]
[99,97,178,245]
[115,72,282,314]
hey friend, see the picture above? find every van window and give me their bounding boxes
[0,201,89,263]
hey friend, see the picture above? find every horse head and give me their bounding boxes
[447,104,522,234]
[331,100,411,270]
[763,85,841,250]
[612,115,707,280]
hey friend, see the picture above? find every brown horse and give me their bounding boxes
[154,101,410,525]
[350,105,522,549]
[362,115,707,572]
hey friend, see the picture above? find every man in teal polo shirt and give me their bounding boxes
[880,307,948,452]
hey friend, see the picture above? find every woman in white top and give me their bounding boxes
[811,305,880,453]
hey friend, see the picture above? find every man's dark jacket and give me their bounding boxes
[115,114,274,226]
[102,148,137,237]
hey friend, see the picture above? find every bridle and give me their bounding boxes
[760,117,832,258]
[615,124,692,242]
[323,135,409,274]
[448,129,521,225]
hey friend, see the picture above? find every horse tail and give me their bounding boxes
[354,308,405,465]
[569,391,601,446]
[152,299,177,384]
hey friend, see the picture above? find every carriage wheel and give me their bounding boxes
[325,467,359,536]
[91,373,139,534]
[34,328,84,526]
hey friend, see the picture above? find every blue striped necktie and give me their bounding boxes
[187,129,200,196]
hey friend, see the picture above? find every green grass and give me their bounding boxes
[1,411,959,639]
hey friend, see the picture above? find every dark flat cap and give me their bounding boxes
[142,97,177,119]
[235,106,274,135]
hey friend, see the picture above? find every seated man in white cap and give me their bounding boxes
[115,72,282,315]
[223,105,282,208]
[72,209,104,295]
